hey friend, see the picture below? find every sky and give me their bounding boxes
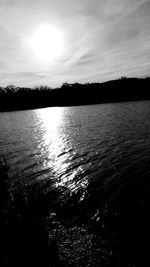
[0,0,150,87]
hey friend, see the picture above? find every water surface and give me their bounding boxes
[1,101,150,202]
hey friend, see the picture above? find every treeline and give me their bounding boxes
[0,77,150,111]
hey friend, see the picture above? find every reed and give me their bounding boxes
[0,157,59,266]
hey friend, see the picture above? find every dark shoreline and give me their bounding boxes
[1,77,150,112]
[1,154,150,266]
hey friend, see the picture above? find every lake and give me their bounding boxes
[1,101,150,200]
[1,101,150,265]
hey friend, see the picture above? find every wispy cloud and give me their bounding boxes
[0,0,150,86]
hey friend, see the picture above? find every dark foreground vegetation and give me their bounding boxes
[1,156,150,266]
[0,77,150,111]
[0,157,107,267]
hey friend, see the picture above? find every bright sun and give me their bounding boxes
[29,24,65,62]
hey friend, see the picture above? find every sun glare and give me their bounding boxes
[29,24,65,62]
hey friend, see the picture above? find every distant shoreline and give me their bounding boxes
[1,77,150,112]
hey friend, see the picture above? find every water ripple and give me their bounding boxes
[1,102,150,204]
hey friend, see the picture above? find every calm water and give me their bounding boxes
[1,101,150,265]
[1,101,150,203]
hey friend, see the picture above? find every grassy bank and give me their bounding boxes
[0,157,60,266]
[0,157,111,266]
[1,156,150,266]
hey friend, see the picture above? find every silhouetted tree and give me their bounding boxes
[1,77,150,111]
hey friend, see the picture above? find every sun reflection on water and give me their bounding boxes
[37,107,65,160]
[35,107,89,199]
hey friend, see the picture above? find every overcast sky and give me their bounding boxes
[0,0,150,87]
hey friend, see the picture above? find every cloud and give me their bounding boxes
[0,0,150,86]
